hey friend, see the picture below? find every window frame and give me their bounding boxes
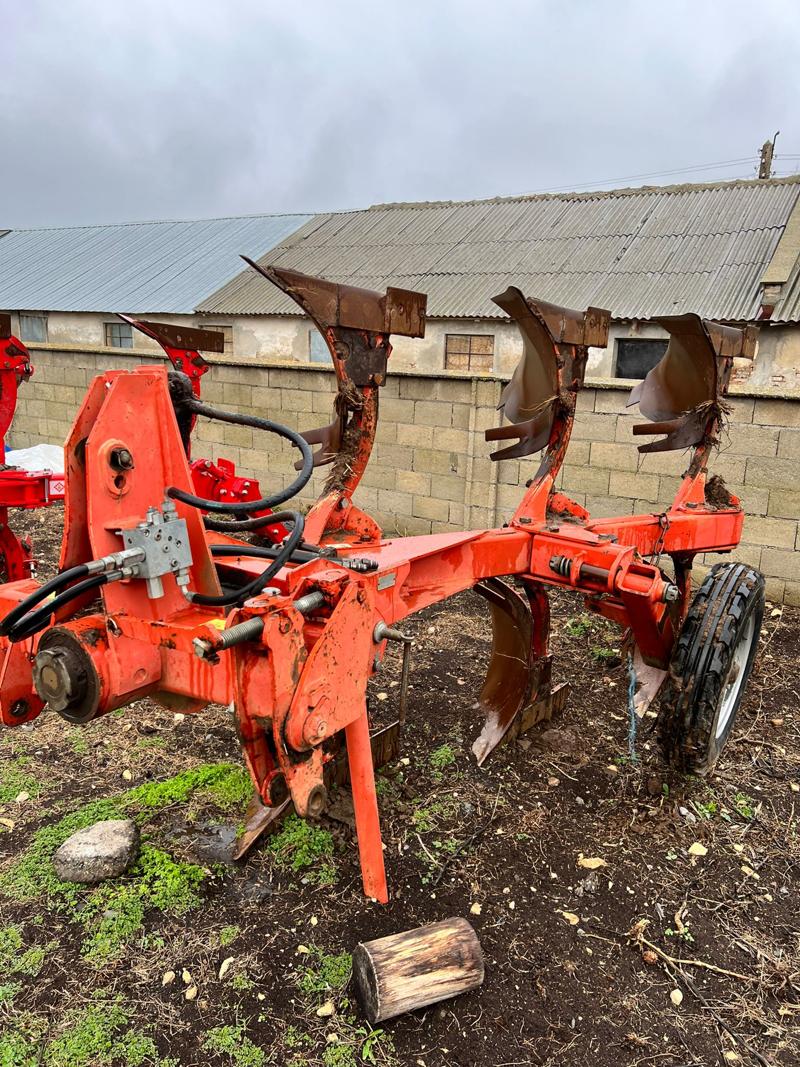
[104,321,134,349]
[18,312,48,343]
[614,337,669,380]
[444,332,495,373]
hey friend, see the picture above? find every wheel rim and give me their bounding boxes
[715,613,756,739]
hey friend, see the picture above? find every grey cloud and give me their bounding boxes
[2,0,798,226]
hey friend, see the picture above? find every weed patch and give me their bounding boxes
[268,813,336,884]
[219,923,241,947]
[296,947,352,999]
[0,994,174,1067]
[202,1023,266,1067]
[429,743,456,776]
[0,924,52,977]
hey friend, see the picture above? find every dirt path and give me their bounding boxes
[1,506,798,1067]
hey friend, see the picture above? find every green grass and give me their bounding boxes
[202,1024,266,1067]
[67,730,90,756]
[267,813,336,884]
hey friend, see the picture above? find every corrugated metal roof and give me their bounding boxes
[198,178,800,322]
[0,213,312,314]
[772,256,800,322]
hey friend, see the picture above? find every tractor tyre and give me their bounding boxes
[659,562,765,776]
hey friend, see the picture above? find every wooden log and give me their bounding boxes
[352,917,484,1024]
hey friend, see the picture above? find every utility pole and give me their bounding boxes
[758,131,780,179]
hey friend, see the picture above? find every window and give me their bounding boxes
[105,322,133,348]
[445,334,494,372]
[615,338,668,380]
[309,329,331,364]
[201,324,234,355]
[19,313,47,343]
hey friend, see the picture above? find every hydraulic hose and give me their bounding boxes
[0,563,92,639]
[189,510,305,608]
[167,399,313,515]
[5,574,109,644]
[205,512,296,533]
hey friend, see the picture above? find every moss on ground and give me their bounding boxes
[0,763,249,964]
[0,756,43,804]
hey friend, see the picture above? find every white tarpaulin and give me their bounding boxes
[5,444,64,474]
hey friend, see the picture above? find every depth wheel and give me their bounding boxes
[659,562,765,776]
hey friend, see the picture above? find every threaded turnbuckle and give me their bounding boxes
[193,590,326,661]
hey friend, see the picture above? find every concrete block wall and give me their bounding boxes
[10,344,800,606]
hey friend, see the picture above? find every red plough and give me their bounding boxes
[0,268,765,904]
[0,314,64,579]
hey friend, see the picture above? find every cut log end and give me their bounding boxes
[352,917,484,1024]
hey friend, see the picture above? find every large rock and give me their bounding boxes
[53,819,140,884]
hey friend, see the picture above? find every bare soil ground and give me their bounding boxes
[1,505,798,1067]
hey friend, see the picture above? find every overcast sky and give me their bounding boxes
[3,0,799,228]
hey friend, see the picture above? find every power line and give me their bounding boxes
[519,157,759,196]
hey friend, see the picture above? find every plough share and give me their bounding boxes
[0,265,765,903]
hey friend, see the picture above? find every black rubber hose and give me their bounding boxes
[7,574,109,643]
[211,544,322,565]
[167,400,313,514]
[204,512,291,533]
[189,510,305,608]
[0,563,91,639]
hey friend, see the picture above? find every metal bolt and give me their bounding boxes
[9,699,29,719]
[110,448,134,471]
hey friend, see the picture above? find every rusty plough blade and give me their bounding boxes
[472,577,566,765]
